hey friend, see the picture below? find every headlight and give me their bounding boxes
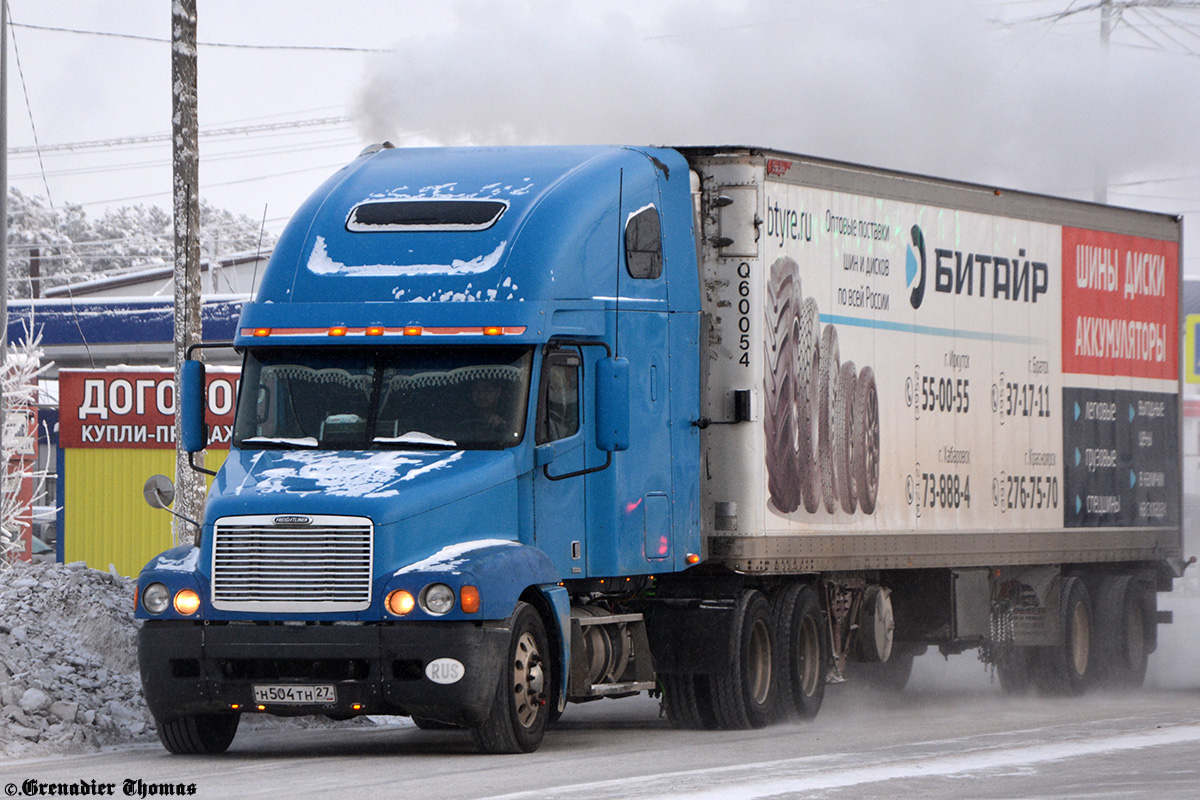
[142,582,170,614]
[421,583,455,615]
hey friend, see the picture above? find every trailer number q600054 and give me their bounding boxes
[738,262,751,367]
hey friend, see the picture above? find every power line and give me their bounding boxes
[7,116,353,155]
[8,21,393,53]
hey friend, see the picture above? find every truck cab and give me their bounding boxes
[136,145,701,754]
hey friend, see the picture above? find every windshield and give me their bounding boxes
[233,345,533,450]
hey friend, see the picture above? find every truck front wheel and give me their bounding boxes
[471,602,551,754]
[156,712,239,755]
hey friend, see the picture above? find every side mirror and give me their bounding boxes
[143,474,176,510]
[180,359,207,454]
[595,357,629,452]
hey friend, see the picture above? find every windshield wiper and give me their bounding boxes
[373,431,459,449]
[241,436,320,449]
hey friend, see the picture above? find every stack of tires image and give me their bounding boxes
[765,257,878,516]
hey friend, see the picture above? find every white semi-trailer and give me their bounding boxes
[138,145,1184,754]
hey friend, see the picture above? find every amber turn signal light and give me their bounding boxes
[386,589,415,616]
[173,589,201,616]
[460,585,481,614]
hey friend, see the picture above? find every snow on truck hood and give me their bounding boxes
[209,447,519,525]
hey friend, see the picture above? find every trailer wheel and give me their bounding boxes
[1035,577,1092,696]
[156,712,239,755]
[817,324,841,513]
[856,584,895,663]
[764,258,802,514]
[855,645,917,692]
[772,584,826,719]
[834,360,858,514]
[709,590,775,729]
[853,366,879,515]
[995,647,1036,694]
[797,298,822,513]
[1092,575,1151,688]
[472,602,551,753]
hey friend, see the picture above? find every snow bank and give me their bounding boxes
[0,561,152,757]
[0,560,400,759]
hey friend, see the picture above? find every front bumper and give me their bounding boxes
[138,619,509,727]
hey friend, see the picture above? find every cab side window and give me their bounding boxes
[536,350,581,444]
[625,205,663,279]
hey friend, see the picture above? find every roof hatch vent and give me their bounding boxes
[346,199,508,232]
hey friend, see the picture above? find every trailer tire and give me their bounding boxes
[1035,577,1091,696]
[995,647,1036,694]
[855,645,917,692]
[709,590,775,729]
[797,298,823,513]
[817,324,841,513]
[856,584,895,663]
[853,366,879,515]
[834,360,858,514]
[764,258,803,514]
[771,584,826,720]
[1092,575,1151,689]
[156,712,239,755]
[471,602,551,753]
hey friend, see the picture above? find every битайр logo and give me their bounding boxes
[907,224,927,309]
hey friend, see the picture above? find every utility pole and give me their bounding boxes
[172,0,203,544]
[1,0,9,521]
[1094,0,1113,204]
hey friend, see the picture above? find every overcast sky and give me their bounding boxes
[5,0,1199,270]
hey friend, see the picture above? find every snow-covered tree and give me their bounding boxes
[0,330,53,568]
[4,189,275,298]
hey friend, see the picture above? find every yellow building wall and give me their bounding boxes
[64,449,228,577]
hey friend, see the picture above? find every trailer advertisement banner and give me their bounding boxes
[750,182,1178,535]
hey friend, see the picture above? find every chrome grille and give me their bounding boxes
[212,515,372,612]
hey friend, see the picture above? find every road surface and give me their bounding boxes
[3,594,1199,799]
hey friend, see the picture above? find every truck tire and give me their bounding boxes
[764,258,802,514]
[1091,575,1151,688]
[156,712,239,755]
[771,584,826,719]
[853,366,879,515]
[817,324,841,513]
[833,360,858,514]
[797,298,822,513]
[1035,577,1092,696]
[659,673,713,730]
[471,602,551,753]
[412,716,460,730]
[709,590,775,729]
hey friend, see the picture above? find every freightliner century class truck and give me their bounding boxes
[135,145,1186,754]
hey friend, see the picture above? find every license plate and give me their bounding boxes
[252,684,337,704]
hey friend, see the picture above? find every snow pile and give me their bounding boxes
[0,560,154,757]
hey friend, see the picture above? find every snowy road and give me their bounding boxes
[3,594,1199,799]
[3,685,1200,799]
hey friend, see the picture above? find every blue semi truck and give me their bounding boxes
[136,145,1185,754]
